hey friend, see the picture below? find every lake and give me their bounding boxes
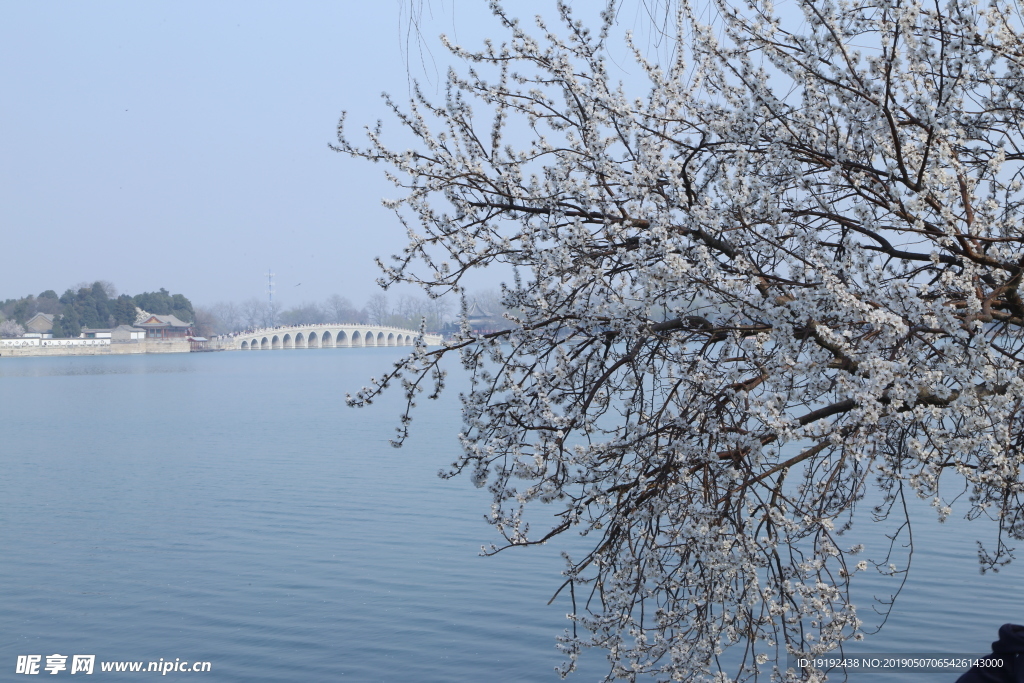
[1,350,1021,681]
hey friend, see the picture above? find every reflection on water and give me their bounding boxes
[0,355,196,377]
[0,350,606,682]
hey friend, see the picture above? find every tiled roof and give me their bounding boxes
[135,314,190,328]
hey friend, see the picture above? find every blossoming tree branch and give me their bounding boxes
[337,0,1024,679]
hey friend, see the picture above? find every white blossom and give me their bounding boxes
[338,0,1024,679]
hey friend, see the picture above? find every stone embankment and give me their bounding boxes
[0,340,190,357]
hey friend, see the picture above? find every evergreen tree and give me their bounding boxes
[90,281,112,327]
[11,296,33,325]
[113,295,137,326]
[75,288,101,329]
[50,313,66,338]
[4,285,191,331]
[170,293,194,322]
[53,304,81,338]
[133,289,194,322]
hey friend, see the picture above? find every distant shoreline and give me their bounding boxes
[0,339,191,358]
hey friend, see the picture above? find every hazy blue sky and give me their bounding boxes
[1,1,688,308]
[0,2,505,307]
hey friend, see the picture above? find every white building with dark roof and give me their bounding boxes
[112,325,145,341]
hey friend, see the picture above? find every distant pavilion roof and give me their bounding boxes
[135,314,190,329]
[466,302,491,319]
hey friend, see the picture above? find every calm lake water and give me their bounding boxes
[1,349,1022,682]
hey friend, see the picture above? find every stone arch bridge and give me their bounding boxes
[233,325,442,351]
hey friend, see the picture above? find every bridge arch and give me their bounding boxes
[236,325,434,351]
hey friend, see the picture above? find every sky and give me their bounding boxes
[0,1,705,309]
[0,1,511,308]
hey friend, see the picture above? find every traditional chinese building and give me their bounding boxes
[188,336,209,352]
[464,302,512,335]
[111,324,145,341]
[24,312,54,334]
[134,314,192,339]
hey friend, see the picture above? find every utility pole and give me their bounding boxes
[266,269,276,327]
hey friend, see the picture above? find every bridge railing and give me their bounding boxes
[230,323,439,337]
[223,324,443,349]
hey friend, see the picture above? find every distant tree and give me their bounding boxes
[2,290,76,323]
[11,296,33,325]
[392,295,422,327]
[131,289,160,313]
[324,294,358,323]
[254,300,281,328]
[0,320,25,338]
[75,294,97,329]
[63,316,81,338]
[387,294,451,332]
[2,285,196,331]
[365,293,390,326]
[112,295,137,327]
[87,281,112,327]
[240,298,266,330]
[51,305,81,338]
[34,295,61,316]
[71,285,107,329]
[133,289,194,322]
[423,296,452,332]
[94,280,117,298]
[208,301,242,334]
[280,302,326,326]
[170,293,194,322]
[192,307,218,338]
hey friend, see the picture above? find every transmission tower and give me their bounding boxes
[266,269,275,304]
